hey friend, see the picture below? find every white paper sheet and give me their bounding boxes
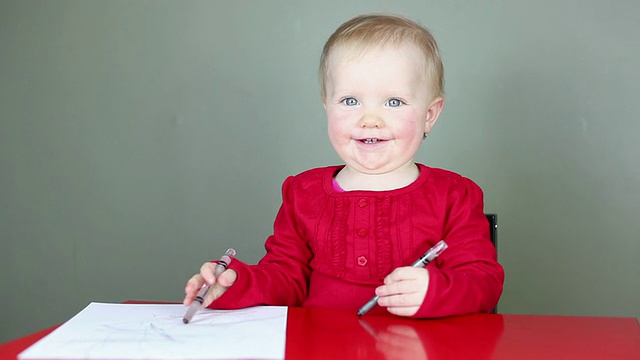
[18,303,288,360]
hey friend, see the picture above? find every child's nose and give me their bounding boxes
[359,113,384,128]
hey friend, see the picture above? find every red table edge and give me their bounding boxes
[2,301,639,359]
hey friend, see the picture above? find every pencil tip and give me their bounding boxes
[183,318,189,324]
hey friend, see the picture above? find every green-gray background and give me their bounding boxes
[1,0,638,342]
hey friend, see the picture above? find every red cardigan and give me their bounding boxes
[210,164,504,318]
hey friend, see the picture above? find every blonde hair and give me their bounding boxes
[319,14,444,99]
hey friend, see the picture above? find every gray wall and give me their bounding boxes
[1,0,638,342]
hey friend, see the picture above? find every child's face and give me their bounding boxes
[323,43,443,176]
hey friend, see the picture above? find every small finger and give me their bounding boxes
[377,293,415,308]
[200,270,237,307]
[386,305,419,317]
[385,266,427,283]
[183,274,205,305]
[217,269,238,287]
[377,282,414,296]
[185,274,204,292]
[200,262,217,284]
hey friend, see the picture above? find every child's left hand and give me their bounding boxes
[375,267,429,317]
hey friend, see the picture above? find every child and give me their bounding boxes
[184,14,504,318]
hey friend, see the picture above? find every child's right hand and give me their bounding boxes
[183,262,237,307]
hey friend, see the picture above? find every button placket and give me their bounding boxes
[353,196,371,277]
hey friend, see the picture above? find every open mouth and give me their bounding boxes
[361,138,381,144]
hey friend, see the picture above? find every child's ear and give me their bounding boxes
[424,97,444,134]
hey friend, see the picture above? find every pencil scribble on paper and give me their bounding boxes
[18,303,288,360]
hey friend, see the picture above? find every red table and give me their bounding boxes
[2,303,639,359]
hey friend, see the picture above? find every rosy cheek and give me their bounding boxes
[327,123,347,143]
[395,114,422,137]
[327,112,350,132]
[327,116,342,136]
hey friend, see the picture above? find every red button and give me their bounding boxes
[356,228,368,237]
[357,256,368,266]
[357,198,368,208]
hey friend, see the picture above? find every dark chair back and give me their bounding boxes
[485,214,497,249]
[485,213,498,313]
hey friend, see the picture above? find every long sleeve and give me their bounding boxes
[208,176,313,309]
[413,176,504,318]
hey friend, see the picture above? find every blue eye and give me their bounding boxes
[387,98,404,107]
[342,97,359,106]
